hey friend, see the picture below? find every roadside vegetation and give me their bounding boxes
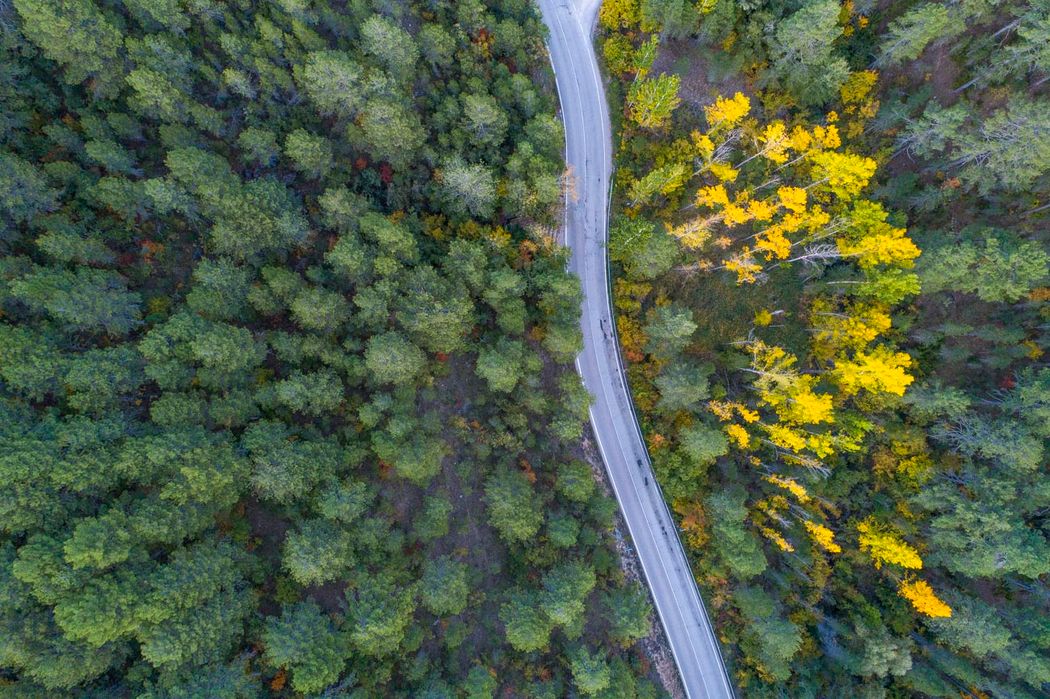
[0,1,666,696]
[598,0,1049,695]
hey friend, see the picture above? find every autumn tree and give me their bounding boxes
[857,517,922,570]
[598,0,1050,693]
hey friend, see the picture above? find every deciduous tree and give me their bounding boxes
[627,74,681,129]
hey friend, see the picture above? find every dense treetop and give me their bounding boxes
[0,0,666,696]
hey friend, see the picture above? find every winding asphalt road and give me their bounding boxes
[536,1,735,697]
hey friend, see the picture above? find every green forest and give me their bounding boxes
[599,0,1048,696]
[0,1,667,697]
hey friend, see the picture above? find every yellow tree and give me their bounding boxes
[631,92,918,287]
[833,346,914,397]
[598,0,641,31]
[649,94,919,465]
[810,297,893,359]
[898,579,952,618]
[630,92,922,578]
[804,521,842,554]
[735,340,867,463]
[857,517,922,570]
[839,69,881,139]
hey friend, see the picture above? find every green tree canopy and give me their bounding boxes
[767,0,850,106]
[263,601,349,694]
[420,556,470,616]
[485,468,544,544]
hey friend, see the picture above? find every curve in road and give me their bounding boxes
[536,1,735,697]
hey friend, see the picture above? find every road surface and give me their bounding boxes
[536,1,735,697]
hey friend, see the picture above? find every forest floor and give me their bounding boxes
[404,353,511,667]
[650,38,749,108]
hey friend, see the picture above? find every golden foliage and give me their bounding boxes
[874,436,935,486]
[710,400,760,423]
[725,249,762,283]
[696,183,730,208]
[674,499,710,550]
[761,526,795,552]
[899,579,952,618]
[834,346,914,397]
[598,0,640,30]
[667,216,713,249]
[725,423,751,448]
[840,70,878,106]
[759,121,790,163]
[776,378,836,425]
[747,198,778,222]
[721,202,751,227]
[809,151,876,198]
[811,123,841,150]
[792,393,835,428]
[709,161,740,182]
[837,222,920,269]
[703,91,751,129]
[811,297,894,357]
[789,126,812,152]
[754,228,792,261]
[616,315,647,363]
[739,406,760,423]
[776,186,807,213]
[840,70,881,139]
[640,93,918,298]
[692,131,715,159]
[857,517,922,570]
[764,423,808,452]
[618,90,923,506]
[804,521,842,554]
[708,400,735,421]
[764,474,811,503]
